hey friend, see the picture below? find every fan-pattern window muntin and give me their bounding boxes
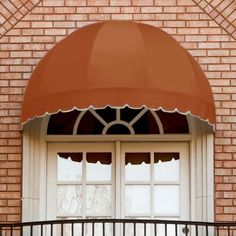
[47,107,189,135]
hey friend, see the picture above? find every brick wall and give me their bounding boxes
[0,0,236,222]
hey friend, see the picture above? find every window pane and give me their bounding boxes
[86,185,112,215]
[154,158,179,182]
[86,153,111,181]
[126,185,150,215]
[154,186,179,215]
[125,163,150,181]
[125,153,150,181]
[57,154,82,181]
[156,110,189,134]
[133,110,159,134]
[77,110,104,134]
[57,185,82,215]
[47,110,80,135]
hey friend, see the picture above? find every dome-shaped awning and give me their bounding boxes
[21,21,215,126]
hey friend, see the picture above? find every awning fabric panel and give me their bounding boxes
[21,21,215,125]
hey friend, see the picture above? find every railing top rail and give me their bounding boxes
[1,219,236,228]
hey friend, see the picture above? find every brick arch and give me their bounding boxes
[0,0,41,37]
[192,0,236,40]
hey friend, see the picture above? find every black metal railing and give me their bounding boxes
[1,218,236,236]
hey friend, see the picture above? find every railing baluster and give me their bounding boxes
[165,223,167,236]
[92,222,94,236]
[113,222,115,236]
[185,224,188,236]
[10,225,13,236]
[195,225,198,236]
[61,223,63,236]
[41,224,43,236]
[71,223,74,236]
[102,222,105,236]
[50,223,53,236]
[216,225,219,236]
[175,223,178,236]
[30,225,33,236]
[144,223,146,236]
[206,225,208,236]
[134,222,136,236]
[82,222,84,236]
[123,222,125,236]
[20,225,23,236]
[154,223,157,236]
[228,225,230,236]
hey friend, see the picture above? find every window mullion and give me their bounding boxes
[82,152,86,219]
[115,141,121,218]
[151,152,154,219]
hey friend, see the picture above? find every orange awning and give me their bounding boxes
[21,21,215,126]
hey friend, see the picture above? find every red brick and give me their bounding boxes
[65,0,86,6]
[224,207,236,214]
[223,161,236,168]
[132,0,153,5]
[216,199,233,206]
[77,7,98,13]
[209,64,230,71]
[133,13,155,20]
[53,21,76,28]
[10,36,31,43]
[44,29,67,35]
[215,168,232,176]
[141,6,162,13]
[87,0,109,6]
[155,0,176,5]
[156,13,177,20]
[54,7,76,13]
[110,0,131,6]
[89,14,110,20]
[98,7,120,13]
[199,42,221,49]
[120,6,140,13]
[43,0,65,6]
[111,14,132,20]
[31,21,53,28]
[178,13,200,20]
[164,6,185,13]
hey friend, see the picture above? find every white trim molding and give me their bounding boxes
[22,115,214,222]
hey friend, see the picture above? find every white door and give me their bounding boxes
[47,141,189,234]
[47,142,115,220]
[120,142,189,220]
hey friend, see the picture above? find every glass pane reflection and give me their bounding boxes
[126,185,150,215]
[86,153,111,181]
[154,158,179,182]
[57,185,82,215]
[154,186,179,215]
[57,155,82,181]
[86,185,112,215]
[86,162,111,181]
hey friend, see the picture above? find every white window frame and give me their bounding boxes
[120,142,189,220]
[22,115,214,223]
[47,142,115,220]
[46,141,189,221]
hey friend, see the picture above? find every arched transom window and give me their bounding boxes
[47,107,189,135]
